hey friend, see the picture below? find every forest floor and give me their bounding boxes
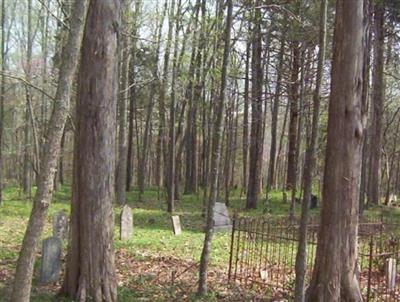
[0,186,397,301]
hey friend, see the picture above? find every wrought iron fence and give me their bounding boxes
[228,215,400,301]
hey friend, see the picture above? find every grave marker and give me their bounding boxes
[40,237,62,284]
[171,215,182,235]
[213,202,232,232]
[120,205,133,240]
[386,258,397,291]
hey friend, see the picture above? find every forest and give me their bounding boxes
[0,0,400,301]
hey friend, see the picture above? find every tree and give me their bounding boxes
[116,0,131,205]
[62,0,119,300]
[294,0,327,300]
[0,0,5,205]
[286,41,300,192]
[306,0,364,300]
[246,0,263,210]
[368,0,385,205]
[267,30,285,193]
[10,0,88,301]
[197,0,233,295]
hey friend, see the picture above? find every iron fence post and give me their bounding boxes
[366,235,374,302]
[228,213,237,282]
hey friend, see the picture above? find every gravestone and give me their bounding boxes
[40,236,61,284]
[259,270,268,281]
[389,194,397,205]
[386,258,397,291]
[52,210,69,240]
[213,202,232,232]
[120,205,133,240]
[171,215,182,235]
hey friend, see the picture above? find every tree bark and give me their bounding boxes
[62,1,119,300]
[0,0,5,205]
[306,0,364,301]
[167,0,182,213]
[286,40,300,191]
[184,0,201,195]
[246,1,263,210]
[242,37,250,193]
[368,0,385,205]
[126,0,142,193]
[267,32,285,193]
[116,0,131,204]
[359,0,372,214]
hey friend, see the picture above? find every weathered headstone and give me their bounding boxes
[213,202,232,232]
[40,236,62,284]
[120,205,133,240]
[386,258,397,291]
[52,210,69,240]
[171,215,182,235]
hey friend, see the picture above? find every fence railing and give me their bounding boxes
[228,215,400,301]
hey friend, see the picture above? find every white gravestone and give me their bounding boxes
[120,205,133,240]
[171,215,182,235]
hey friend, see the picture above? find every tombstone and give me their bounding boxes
[40,237,61,284]
[120,205,133,240]
[389,194,397,205]
[171,215,182,235]
[213,202,232,232]
[310,194,319,209]
[386,258,397,291]
[52,210,69,240]
[259,269,268,281]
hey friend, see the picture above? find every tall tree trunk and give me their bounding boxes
[0,0,5,205]
[116,0,131,204]
[242,37,250,193]
[10,1,88,301]
[286,40,300,191]
[156,0,175,193]
[294,0,327,300]
[306,0,364,300]
[197,0,232,295]
[62,1,119,300]
[246,1,263,210]
[359,0,372,214]
[39,0,51,156]
[368,0,385,205]
[167,0,182,213]
[23,0,33,196]
[276,97,290,189]
[126,0,142,192]
[267,33,285,192]
[137,0,164,195]
[183,0,201,195]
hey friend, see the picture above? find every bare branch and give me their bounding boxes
[0,72,54,100]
